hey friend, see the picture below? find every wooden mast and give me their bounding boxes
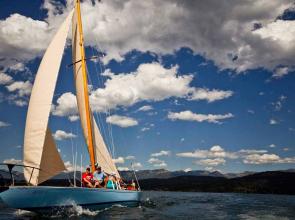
[75,0,96,173]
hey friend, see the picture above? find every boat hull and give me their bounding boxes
[0,186,141,212]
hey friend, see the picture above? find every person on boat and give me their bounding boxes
[93,164,106,188]
[106,173,117,190]
[127,179,136,190]
[82,167,94,188]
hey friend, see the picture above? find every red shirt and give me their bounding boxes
[82,172,93,183]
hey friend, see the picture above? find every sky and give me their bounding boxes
[0,0,294,174]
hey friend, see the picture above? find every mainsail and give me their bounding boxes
[72,2,120,177]
[23,10,74,185]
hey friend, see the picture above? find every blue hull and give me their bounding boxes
[0,186,141,212]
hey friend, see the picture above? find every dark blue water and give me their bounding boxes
[1,191,295,219]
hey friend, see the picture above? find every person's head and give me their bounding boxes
[95,165,102,173]
[86,167,91,173]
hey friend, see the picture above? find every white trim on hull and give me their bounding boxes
[0,186,141,211]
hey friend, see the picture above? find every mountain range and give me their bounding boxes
[1,168,295,195]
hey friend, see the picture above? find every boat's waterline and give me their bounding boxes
[0,186,141,212]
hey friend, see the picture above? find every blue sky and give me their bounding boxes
[0,0,294,173]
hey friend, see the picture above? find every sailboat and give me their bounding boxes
[0,0,141,212]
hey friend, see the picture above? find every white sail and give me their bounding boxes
[72,7,120,177]
[92,116,120,177]
[72,8,90,145]
[23,10,74,185]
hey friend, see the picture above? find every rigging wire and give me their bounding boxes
[92,37,117,158]
[88,42,116,159]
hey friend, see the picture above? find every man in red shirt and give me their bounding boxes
[82,167,94,188]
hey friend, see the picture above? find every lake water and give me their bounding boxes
[1,191,295,219]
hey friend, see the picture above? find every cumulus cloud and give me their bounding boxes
[112,157,125,164]
[52,92,78,117]
[0,121,10,127]
[243,153,295,164]
[53,63,233,115]
[125,155,135,160]
[0,0,72,71]
[189,88,233,102]
[272,67,289,79]
[148,157,167,168]
[6,81,32,97]
[106,115,138,127]
[195,158,226,166]
[53,130,77,141]
[68,115,79,122]
[0,72,13,85]
[1,0,294,75]
[78,0,294,73]
[132,162,143,169]
[177,145,295,166]
[177,145,238,159]
[90,63,193,112]
[168,111,234,124]
[151,150,170,157]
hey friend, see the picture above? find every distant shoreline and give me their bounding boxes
[1,170,295,195]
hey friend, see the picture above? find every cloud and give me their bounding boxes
[52,92,78,117]
[189,88,233,102]
[53,130,77,141]
[125,155,135,160]
[64,161,84,172]
[90,63,193,112]
[3,158,22,164]
[272,67,289,79]
[247,109,255,114]
[0,121,10,127]
[243,153,295,164]
[270,118,278,125]
[153,162,167,168]
[68,115,79,122]
[0,0,72,71]
[137,105,153,112]
[112,157,125,164]
[141,127,150,132]
[272,95,286,111]
[168,111,234,124]
[238,149,268,154]
[151,150,170,157]
[269,144,276,148]
[0,72,13,85]
[106,115,138,127]
[54,63,232,115]
[77,0,294,73]
[195,158,226,166]
[176,145,238,159]
[132,162,142,169]
[118,167,129,171]
[148,157,167,167]
[6,80,32,97]
[1,0,294,75]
